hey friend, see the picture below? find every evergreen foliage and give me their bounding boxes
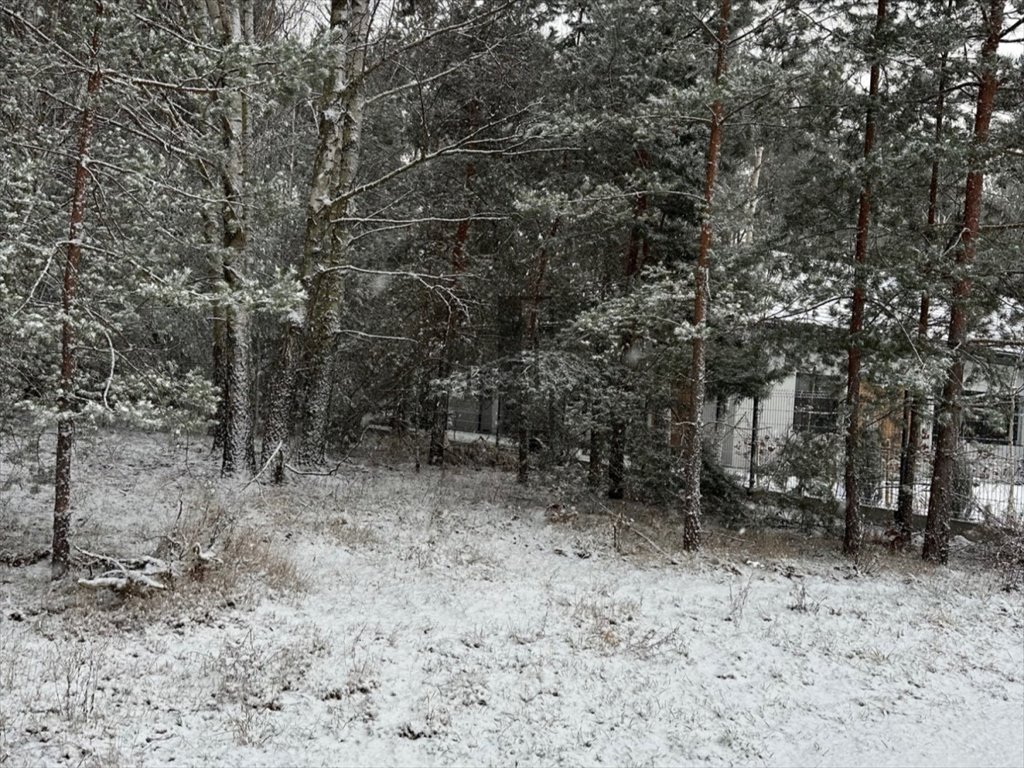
[1,0,1021,574]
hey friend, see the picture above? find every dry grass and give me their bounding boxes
[2,429,1020,768]
[60,496,308,619]
[214,529,307,594]
[205,624,329,745]
[564,592,686,659]
[707,527,833,560]
[704,525,937,576]
[977,520,1024,591]
[323,518,381,549]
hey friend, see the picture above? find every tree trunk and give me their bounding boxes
[516,400,530,484]
[428,330,452,467]
[516,348,530,484]
[216,0,255,477]
[260,317,299,483]
[608,417,625,500]
[843,0,886,558]
[221,295,254,476]
[625,148,650,281]
[199,163,229,453]
[52,19,102,581]
[295,0,372,465]
[515,218,561,484]
[896,34,949,548]
[588,423,604,489]
[680,0,731,552]
[895,292,930,546]
[924,0,1004,563]
[429,163,475,468]
[744,149,764,496]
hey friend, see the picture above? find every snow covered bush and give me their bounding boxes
[988,521,1024,591]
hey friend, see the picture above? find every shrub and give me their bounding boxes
[767,431,842,500]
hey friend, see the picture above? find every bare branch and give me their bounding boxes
[332,214,506,226]
[330,106,534,205]
[245,441,284,488]
[0,8,89,69]
[88,159,222,205]
[130,10,221,54]
[366,44,501,106]
[98,325,116,410]
[8,247,59,322]
[285,462,344,477]
[316,263,457,283]
[362,0,523,79]
[113,75,221,95]
[341,329,418,343]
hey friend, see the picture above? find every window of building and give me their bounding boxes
[793,373,840,435]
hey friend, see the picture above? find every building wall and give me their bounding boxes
[450,394,500,435]
[707,374,800,475]
[706,366,1023,520]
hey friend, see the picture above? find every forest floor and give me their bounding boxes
[1,428,1022,768]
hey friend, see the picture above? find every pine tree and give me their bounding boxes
[842,0,887,559]
[895,0,957,549]
[679,0,732,551]
[924,0,1007,563]
[50,4,104,581]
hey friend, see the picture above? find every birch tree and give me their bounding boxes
[287,0,374,465]
[207,0,257,476]
[261,0,544,470]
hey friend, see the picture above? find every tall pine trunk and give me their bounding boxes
[51,18,102,581]
[588,422,605,489]
[429,161,476,467]
[607,417,626,499]
[895,30,950,548]
[428,355,452,466]
[747,394,760,492]
[680,0,731,551]
[924,0,1004,563]
[843,0,886,558]
[896,293,930,542]
[605,151,650,499]
[516,218,560,485]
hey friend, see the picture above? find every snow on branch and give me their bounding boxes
[315,264,458,283]
[74,538,228,595]
[329,106,535,205]
[362,0,523,80]
[341,329,418,343]
[365,46,499,107]
[75,547,174,595]
[332,214,507,226]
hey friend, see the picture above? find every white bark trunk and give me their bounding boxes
[213,0,255,476]
[295,0,373,464]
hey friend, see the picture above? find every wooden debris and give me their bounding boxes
[75,547,175,595]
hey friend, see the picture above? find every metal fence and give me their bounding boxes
[707,379,1024,525]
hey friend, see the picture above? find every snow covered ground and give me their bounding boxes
[1,429,1022,767]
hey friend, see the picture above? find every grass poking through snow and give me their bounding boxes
[0,429,1022,767]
